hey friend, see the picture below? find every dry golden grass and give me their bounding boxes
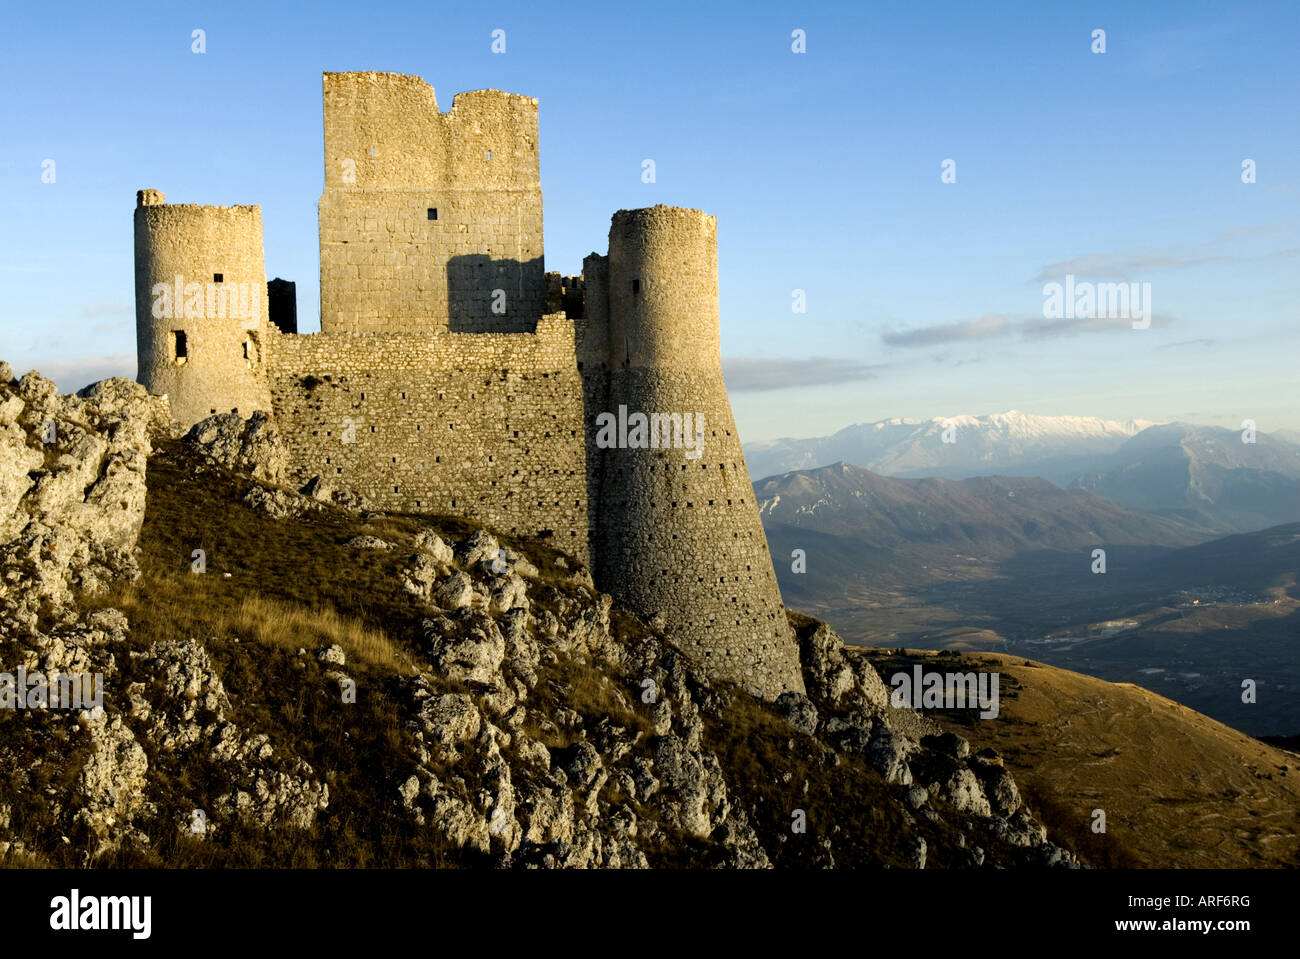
[226,594,419,675]
[871,649,1300,868]
[107,574,418,676]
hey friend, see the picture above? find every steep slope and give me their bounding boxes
[860,649,1300,868]
[1070,423,1300,532]
[0,368,1076,870]
[756,462,1210,554]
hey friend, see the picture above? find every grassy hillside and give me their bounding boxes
[860,649,1300,868]
[11,439,1015,868]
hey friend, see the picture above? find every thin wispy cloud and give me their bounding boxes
[1021,312,1176,338]
[1035,246,1298,282]
[881,314,1008,348]
[1034,252,1232,283]
[883,312,1176,349]
[722,356,882,391]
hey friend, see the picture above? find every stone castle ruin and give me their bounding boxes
[133,71,803,699]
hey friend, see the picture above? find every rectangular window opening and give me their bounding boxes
[213,273,223,283]
[427,208,438,220]
[171,330,188,360]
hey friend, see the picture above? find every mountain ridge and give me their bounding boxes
[745,410,1163,482]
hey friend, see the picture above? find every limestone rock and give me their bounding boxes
[933,766,993,818]
[456,529,501,569]
[797,622,858,707]
[73,709,150,855]
[0,374,158,617]
[865,726,914,785]
[345,534,393,551]
[422,613,505,685]
[774,691,819,736]
[414,529,455,565]
[185,411,288,484]
[433,571,476,611]
[487,572,529,616]
[300,474,364,511]
[922,731,971,760]
[243,485,320,519]
[317,644,346,667]
[970,755,1022,817]
[650,734,729,839]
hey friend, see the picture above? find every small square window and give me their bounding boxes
[213,273,223,283]
[427,208,438,220]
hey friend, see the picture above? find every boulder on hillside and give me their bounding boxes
[184,411,288,485]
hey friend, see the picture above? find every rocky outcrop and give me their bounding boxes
[0,368,1079,870]
[0,372,328,861]
[0,372,167,624]
[0,370,166,858]
[381,521,1078,870]
[184,411,288,485]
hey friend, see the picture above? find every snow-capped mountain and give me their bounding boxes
[744,411,1159,483]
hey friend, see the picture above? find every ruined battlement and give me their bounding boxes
[320,72,544,335]
[321,74,540,189]
[132,72,804,700]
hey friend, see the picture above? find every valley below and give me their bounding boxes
[758,458,1300,739]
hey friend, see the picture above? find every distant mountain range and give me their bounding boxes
[755,462,1214,612]
[754,458,1300,735]
[746,412,1300,534]
[744,411,1158,484]
[1072,423,1300,532]
[756,462,1209,557]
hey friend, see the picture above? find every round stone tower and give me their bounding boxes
[133,189,273,428]
[593,205,805,699]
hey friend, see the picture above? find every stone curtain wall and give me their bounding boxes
[266,316,591,564]
[133,192,273,429]
[319,74,545,334]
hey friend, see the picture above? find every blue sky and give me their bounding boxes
[1,0,1296,442]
